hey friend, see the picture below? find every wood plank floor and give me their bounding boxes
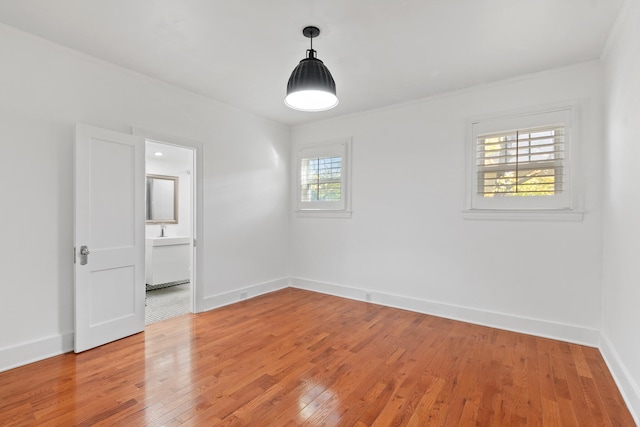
[0,288,635,426]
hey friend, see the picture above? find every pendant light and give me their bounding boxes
[285,26,338,112]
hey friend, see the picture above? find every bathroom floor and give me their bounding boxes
[145,282,190,325]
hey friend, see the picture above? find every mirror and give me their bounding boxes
[146,174,178,223]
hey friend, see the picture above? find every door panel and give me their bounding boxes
[90,137,136,248]
[74,124,145,353]
[89,266,135,326]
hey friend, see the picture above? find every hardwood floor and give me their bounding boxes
[0,288,635,426]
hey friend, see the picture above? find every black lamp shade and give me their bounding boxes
[285,50,338,111]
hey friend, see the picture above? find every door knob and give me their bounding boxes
[80,245,90,265]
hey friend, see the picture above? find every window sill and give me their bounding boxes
[462,209,584,222]
[295,210,352,219]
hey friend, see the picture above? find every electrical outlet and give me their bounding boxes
[365,293,372,302]
[240,292,248,300]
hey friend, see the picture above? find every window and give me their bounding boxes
[300,156,342,203]
[296,138,351,217]
[465,106,582,220]
[477,125,564,197]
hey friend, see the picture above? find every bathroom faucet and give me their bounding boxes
[160,224,166,237]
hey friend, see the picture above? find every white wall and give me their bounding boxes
[601,0,640,421]
[291,62,605,345]
[0,24,290,371]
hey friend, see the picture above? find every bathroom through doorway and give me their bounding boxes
[144,139,196,324]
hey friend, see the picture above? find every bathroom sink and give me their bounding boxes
[146,237,191,286]
[146,236,191,247]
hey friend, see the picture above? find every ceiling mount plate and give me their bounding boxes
[302,26,320,38]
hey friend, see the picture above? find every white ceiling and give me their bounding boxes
[146,140,193,166]
[0,0,624,126]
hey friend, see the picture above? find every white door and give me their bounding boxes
[74,124,145,353]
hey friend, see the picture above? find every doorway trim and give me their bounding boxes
[133,127,204,313]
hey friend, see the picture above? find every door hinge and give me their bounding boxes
[193,238,197,247]
[73,246,76,264]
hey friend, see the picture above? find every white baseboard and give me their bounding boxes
[0,332,73,373]
[599,333,640,425]
[200,277,290,313]
[5,275,631,427]
[290,277,600,347]
[0,278,290,373]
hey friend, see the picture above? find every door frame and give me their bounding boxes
[134,127,204,313]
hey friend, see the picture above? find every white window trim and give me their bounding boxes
[463,102,583,221]
[295,137,352,218]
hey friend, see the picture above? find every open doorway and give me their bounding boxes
[144,140,195,324]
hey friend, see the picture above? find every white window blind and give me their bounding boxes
[300,156,342,202]
[477,125,565,197]
[465,106,580,216]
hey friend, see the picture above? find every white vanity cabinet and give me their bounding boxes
[145,237,191,285]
